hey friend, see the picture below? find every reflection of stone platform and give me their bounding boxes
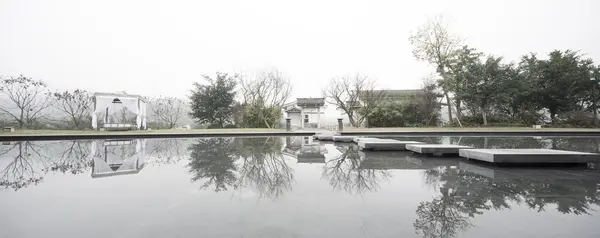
[332,136,356,142]
[358,140,423,151]
[458,148,600,164]
[458,161,598,179]
[315,133,340,141]
[406,144,474,156]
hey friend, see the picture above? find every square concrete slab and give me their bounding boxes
[458,148,600,164]
[406,144,475,155]
[358,140,423,151]
[332,136,356,142]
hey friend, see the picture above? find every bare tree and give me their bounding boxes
[239,69,293,107]
[323,74,384,127]
[238,68,293,128]
[149,96,186,129]
[0,75,51,129]
[409,14,461,123]
[53,89,93,129]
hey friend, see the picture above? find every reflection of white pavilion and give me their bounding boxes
[91,92,148,130]
[283,136,328,163]
[90,139,146,178]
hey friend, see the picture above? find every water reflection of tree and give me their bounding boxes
[234,137,293,200]
[415,165,600,237]
[50,141,91,174]
[187,137,294,200]
[187,138,239,192]
[549,137,600,153]
[0,141,95,191]
[148,138,188,164]
[322,145,391,195]
[0,142,46,190]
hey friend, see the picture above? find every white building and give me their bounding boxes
[284,98,327,129]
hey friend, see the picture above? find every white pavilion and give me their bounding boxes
[92,92,147,130]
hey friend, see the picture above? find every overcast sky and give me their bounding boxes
[1,0,598,99]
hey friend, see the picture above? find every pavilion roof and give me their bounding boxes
[93,92,146,102]
[296,98,325,107]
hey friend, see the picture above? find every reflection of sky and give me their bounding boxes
[0,137,600,238]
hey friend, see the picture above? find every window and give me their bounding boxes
[304,115,309,123]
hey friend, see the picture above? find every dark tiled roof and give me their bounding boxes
[285,107,302,113]
[296,98,325,106]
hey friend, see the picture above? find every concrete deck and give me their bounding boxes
[458,148,600,164]
[406,144,475,156]
[332,136,357,142]
[358,140,423,151]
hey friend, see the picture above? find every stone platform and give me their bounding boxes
[358,140,423,151]
[406,144,475,156]
[458,148,600,164]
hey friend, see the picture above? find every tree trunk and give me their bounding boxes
[481,106,488,126]
[549,107,557,124]
[445,92,453,123]
[456,100,462,120]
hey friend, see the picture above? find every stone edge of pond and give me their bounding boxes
[340,130,600,137]
[0,131,317,141]
[2,130,600,141]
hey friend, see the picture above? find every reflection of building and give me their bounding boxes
[283,137,328,163]
[90,139,146,178]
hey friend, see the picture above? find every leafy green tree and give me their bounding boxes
[457,55,512,126]
[189,72,237,128]
[447,45,483,119]
[367,101,405,127]
[531,50,594,122]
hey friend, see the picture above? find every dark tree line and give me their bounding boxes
[411,15,600,127]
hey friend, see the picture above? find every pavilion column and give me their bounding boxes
[300,107,304,128]
[105,107,109,124]
[317,107,321,129]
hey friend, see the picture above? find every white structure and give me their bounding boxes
[284,98,326,129]
[92,92,147,130]
[90,139,146,178]
[283,136,328,163]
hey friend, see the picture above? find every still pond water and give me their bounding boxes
[1,136,600,238]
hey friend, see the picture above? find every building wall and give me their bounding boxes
[289,112,301,128]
